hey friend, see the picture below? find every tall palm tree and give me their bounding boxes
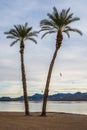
[4,23,37,116]
[40,7,82,116]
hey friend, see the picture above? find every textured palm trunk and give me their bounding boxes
[41,48,58,116]
[41,29,63,116]
[20,41,29,116]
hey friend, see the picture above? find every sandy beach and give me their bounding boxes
[0,112,87,130]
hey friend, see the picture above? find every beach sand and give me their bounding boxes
[0,112,87,130]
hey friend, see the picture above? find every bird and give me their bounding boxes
[60,72,62,77]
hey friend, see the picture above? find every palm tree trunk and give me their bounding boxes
[41,47,58,116]
[20,50,29,116]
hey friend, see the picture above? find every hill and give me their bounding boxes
[0,92,87,101]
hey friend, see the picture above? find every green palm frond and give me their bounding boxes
[4,23,38,46]
[27,31,38,37]
[6,35,18,39]
[65,8,70,17]
[41,30,56,39]
[60,9,66,19]
[63,26,82,36]
[40,6,82,38]
[68,28,82,35]
[47,13,56,23]
[25,22,28,28]
[65,17,80,25]
[28,37,37,44]
[40,19,56,28]
[65,13,73,21]
[10,39,20,46]
[63,30,70,38]
[53,6,59,19]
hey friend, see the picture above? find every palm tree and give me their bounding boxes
[4,23,37,116]
[40,7,82,116]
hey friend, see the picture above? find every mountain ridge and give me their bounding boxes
[0,92,87,101]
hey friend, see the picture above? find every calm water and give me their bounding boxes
[0,101,87,115]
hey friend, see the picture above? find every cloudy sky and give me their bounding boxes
[0,0,87,97]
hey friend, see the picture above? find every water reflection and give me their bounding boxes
[0,101,87,115]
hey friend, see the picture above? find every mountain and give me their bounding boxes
[48,92,87,101]
[0,92,87,101]
[12,94,43,101]
[0,97,12,101]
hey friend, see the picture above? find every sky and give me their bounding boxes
[0,0,87,97]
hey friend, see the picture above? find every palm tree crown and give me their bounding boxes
[4,22,37,46]
[40,7,82,38]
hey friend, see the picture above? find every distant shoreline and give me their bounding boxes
[0,99,87,102]
[0,92,87,101]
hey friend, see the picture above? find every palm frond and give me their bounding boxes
[47,13,56,23]
[41,31,56,39]
[63,26,82,36]
[68,28,82,35]
[65,13,73,21]
[40,19,54,27]
[39,26,56,32]
[10,39,19,46]
[40,19,58,30]
[25,27,32,34]
[13,25,23,38]
[66,8,70,16]
[66,17,80,25]
[63,30,70,38]
[25,22,28,28]
[4,22,38,45]
[60,9,66,19]
[39,6,82,38]
[53,6,59,19]
[5,28,20,38]
[25,31,38,40]
[6,35,17,39]
[28,37,37,44]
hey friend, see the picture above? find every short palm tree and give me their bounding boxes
[40,7,82,116]
[4,23,37,116]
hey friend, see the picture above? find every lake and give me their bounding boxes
[0,101,87,115]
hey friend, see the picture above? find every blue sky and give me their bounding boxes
[0,0,87,97]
